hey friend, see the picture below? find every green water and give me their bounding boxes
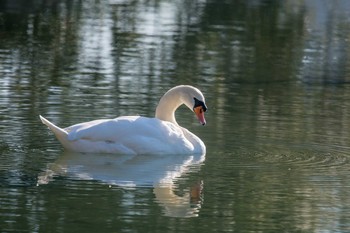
[1,0,350,232]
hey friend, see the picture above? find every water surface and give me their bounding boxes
[1,0,350,232]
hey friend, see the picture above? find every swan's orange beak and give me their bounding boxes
[194,106,206,125]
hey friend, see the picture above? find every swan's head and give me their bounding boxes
[181,86,207,125]
[156,85,207,125]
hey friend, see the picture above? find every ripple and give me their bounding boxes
[222,144,350,174]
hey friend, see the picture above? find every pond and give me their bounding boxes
[1,0,350,232]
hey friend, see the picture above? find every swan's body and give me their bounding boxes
[40,85,207,155]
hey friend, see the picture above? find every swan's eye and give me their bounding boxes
[193,97,207,112]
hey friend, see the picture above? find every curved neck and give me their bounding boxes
[155,87,184,125]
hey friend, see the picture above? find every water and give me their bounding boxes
[1,0,350,232]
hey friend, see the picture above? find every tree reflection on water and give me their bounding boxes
[1,0,350,232]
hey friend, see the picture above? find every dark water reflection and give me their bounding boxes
[1,0,350,232]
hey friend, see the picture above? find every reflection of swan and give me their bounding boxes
[39,85,207,155]
[153,182,203,218]
[38,151,205,217]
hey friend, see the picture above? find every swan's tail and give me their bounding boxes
[39,115,69,146]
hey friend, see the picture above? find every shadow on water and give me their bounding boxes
[37,151,205,218]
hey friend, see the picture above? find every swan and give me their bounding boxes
[39,85,207,155]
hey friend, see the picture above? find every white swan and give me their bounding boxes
[39,85,207,155]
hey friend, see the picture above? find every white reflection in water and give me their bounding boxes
[78,4,114,75]
[38,151,205,218]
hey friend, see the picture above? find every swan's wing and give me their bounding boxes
[65,116,195,154]
[65,116,186,145]
[66,116,140,141]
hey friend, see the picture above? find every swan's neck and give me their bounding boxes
[155,88,183,125]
